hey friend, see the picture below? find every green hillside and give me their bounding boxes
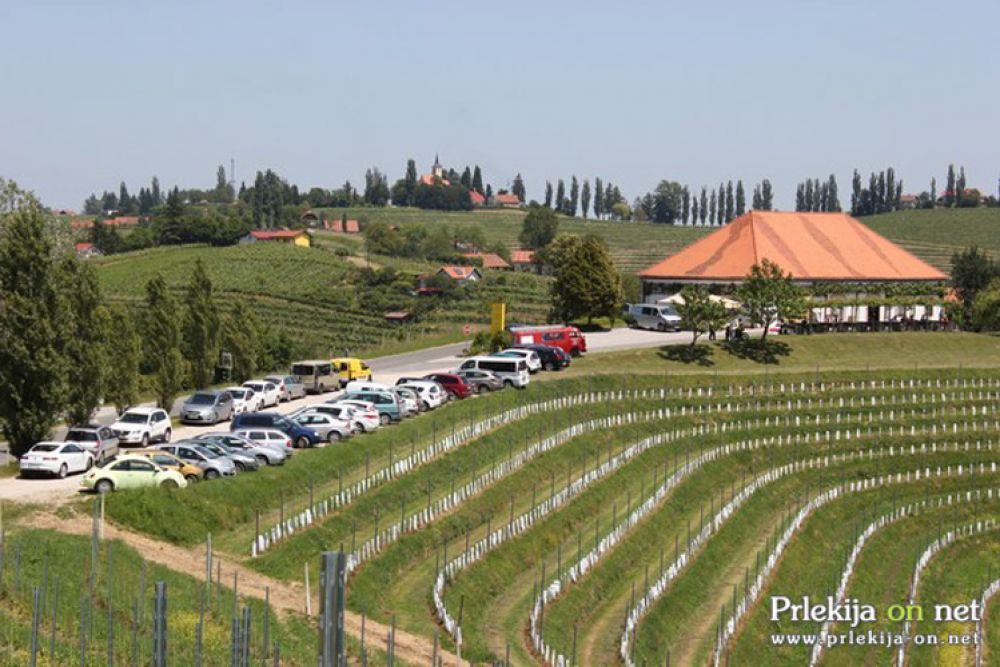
[858,207,1000,271]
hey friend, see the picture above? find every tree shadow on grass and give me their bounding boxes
[722,338,791,365]
[658,344,715,367]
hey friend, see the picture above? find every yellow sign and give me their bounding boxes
[490,303,507,334]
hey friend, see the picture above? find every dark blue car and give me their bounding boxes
[230,412,321,448]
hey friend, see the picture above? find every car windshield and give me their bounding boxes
[65,430,97,441]
[244,383,263,391]
[194,445,219,458]
[31,444,59,453]
[272,417,292,428]
[228,389,247,399]
[659,305,679,317]
[188,394,215,405]
[119,413,148,424]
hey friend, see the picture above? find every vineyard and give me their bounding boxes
[3,332,1000,665]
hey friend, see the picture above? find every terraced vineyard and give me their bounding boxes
[859,208,1000,271]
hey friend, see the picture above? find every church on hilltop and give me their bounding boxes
[420,155,449,186]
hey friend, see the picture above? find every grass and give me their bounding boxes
[859,207,1000,270]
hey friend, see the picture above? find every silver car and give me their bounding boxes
[264,375,307,402]
[194,432,287,466]
[180,391,234,425]
[157,443,236,479]
[291,412,352,443]
[194,439,260,472]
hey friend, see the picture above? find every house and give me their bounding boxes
[320,218,361,233]
[383,310,413,324]
[437,265,482,285]
[510,249,536,270]
[240,229,312,248]
[74,242,101,259]
[469,190,486,207]
[462,252,510,270]
[897,194,918,210]
[493,193,522,208]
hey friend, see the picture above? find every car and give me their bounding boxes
[64,424,119,463]
[492,348,542,373]
[291,412,352,443]
[293,404,371,434]
[391,386,420,416]
[332,357,373,387]
[507,325,587,356]
[344,380,393,394]
[193,439,260,472]
[290,360,338,394]
[111,408,172,447]
[132,449,204,484]
[623,303,682,332]
[19,442,94,478]
[453,357,530,389]
[397,381,446,411]
[339,391,402,425]
[230,412,322,449]
[230,428,296,456]
[264,374,307,402]
[329,400,381,432]
[514,344,571,371]
[194,432,288,465]
[242,381,280,408]
[423,373,473,399]
[394,376,427,386]
[80,455,187,493]
[157,443,236,479]
[454,369,504,394]
[180,390,234,425]
[224,387,259,415]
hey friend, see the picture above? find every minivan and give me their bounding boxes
[230,412,322,448]
[331,357,373,387]
[456,356,530,388]
[339,391,402,425]
[624,303,682,332]
[290,360,338,394]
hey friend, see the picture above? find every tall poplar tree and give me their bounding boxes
[568,176,579,217]
[182,259,220,389]
[735,180,746,217]
[593,178,604,218]
[61,258,111,424]
[104,304,142,415]
[404,159,418,205]
[555,179,566,213]
[143,275,186,411]
[699,187,709,224]
[580,179,591,218]
[724,181,734,222]
[681,186,691,224]
[544,181,553,208]
[946,165,956,207]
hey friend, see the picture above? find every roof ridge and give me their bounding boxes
[748,210,760,263]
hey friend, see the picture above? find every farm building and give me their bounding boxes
[437,265,482,285]
[492,193,522,208]
[240,229,312,248]
[462,252,510,270]
[639,211,949,328]
[74,242,101,259]
[510,249,536,270]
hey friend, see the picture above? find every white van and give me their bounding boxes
[456,356,530,388]
[624,303,682,331]
[344,380,392,394]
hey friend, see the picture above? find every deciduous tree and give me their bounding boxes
[735,259,805,341]
[518,205,559,249]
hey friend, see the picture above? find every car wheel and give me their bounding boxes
[318,383,325,393]
[295,435,310,449]
[656,322,667,332]
[141,433,149,447]
[546,362,557,371]
[163,429,172,443]
[95,479,114,494]
[352,423,363,435]
[205,469,220,480]
[58,464,68,479]
[504,380,514,389]
[235,461,247,472]
[379,413,390,426]
[328,431,341,443]
[210,411,218,425]
[256,455,269,466]
[185,474,200,484]
[419,401,429,412]
[160,478,179,489]
[478,384,490,395]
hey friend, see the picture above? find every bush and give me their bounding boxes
[467,329,512,355]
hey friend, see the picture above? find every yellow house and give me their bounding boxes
[242,229,311,248]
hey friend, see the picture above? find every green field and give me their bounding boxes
[858,207,1000,271]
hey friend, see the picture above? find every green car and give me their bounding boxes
[80,455,188,494]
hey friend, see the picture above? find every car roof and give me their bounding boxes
[31,441,67,448]
[234,427,288,435]
[121,407,159,415]
[66,424,104,431]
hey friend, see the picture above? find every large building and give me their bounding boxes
[638,211,946,303]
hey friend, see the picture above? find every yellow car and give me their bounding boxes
[80,455,187,493]
[132,449,205,484]
[331,357,373,387]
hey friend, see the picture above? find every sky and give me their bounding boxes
[1,0,998,210]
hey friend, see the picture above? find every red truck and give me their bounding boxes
[507,325,587,356]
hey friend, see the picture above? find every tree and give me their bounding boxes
[460,167,472,189]
[544,181,553,208]
[651,180,684,224]
[555,180,566,213]
[550,235,622,325]
[593,178,604,218]
[709,189,717,225]
[104,304,142,414]
[0,203,68,457]
[580,179,591,218]
[519,205,559,249]
[827,174,841,212]
[151,176,162,206]
[691,199,700,225]
[735,181,746,217]
[142,275,186,410]
[221,301,260,382]
[724,181,734,222]
[511,173,526,203]
[568,176,579,217]
[761,179,774,211]
[363,168,390,206]
[735,259,805,341]
[676,286,729,346]
[60,258,111,424]
[951,246,997,324]
[119,182,135,214]
[971,278,1000,331]
[405,159,418,205]
[682,186,691,224]
[946,164,956,207]
[182,260,220,388]
[159,186,186,244]
[796,183,806,212]
[930,177,937,208]
[752,185,762,211]
[472,165,484,194]
[699,187,708,224]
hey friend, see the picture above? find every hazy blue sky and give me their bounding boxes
[2,0,997,210]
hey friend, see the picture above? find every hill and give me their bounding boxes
[857,207,1000,271]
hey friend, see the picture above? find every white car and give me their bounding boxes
[330,399,381,432]
[292,404,367,434]
[111,407,172,447]
[398,381,446,411]
[19,442,94,478]
[243,381,280,408]
[344,380,392,394]
[225,387,260,414]
[391,387,420,416]
[231,428,295,456]
[494,348,542,373]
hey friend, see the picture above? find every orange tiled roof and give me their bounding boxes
[469,190,486,206]
[511,250,535,264]
[439,265,479,280]
[250,230,306,240]
[638,211,947,282]
[344,220,360,233]
[462,252,510,269]
[494,193,521,206]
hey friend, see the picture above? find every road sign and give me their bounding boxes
[463,324,472,336]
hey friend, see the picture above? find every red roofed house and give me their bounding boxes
[493,193,522,208]
[469,190,486,207]
[74,242,101,259]
[462,252,510,270]
[344,219,360,234]
[240,229,312,248]
[437,265,482,285]
[510,249,536,271]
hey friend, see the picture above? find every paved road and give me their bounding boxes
[0,327,686,504]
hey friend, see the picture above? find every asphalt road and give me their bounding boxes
[0,326,686,504]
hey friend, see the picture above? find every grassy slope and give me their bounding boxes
[858,207,1000,270]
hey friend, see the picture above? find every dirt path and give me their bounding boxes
[344,255,381,269]
[28,512,461,666]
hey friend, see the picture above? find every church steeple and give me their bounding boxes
[432,153,444,178]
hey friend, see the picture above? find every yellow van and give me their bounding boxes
[331,357,373,387]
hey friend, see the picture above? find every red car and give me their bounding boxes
[507,325,587,356]
[423,373,472,400]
